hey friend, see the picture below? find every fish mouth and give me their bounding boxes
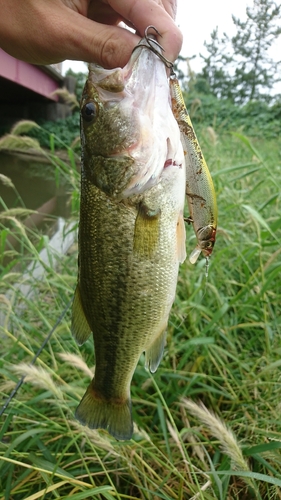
[89,36,163,99]
[86,36,183,199]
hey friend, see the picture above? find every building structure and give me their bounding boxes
[0,49,76,130]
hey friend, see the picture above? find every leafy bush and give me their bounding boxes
[185,88,281,138]
[65,69,87,101]
[23,66,280,152]
[28,112,80,150]
[27,70,88,150]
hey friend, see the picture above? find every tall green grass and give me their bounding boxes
[0,124,281,499]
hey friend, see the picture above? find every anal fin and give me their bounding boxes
[177,214,186,263]
[71,285,92,345]
[145,329,167,373]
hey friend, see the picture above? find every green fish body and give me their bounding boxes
[72,39,186,440]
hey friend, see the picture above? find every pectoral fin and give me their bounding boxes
[71,285,92,345]
[133,203,161,259]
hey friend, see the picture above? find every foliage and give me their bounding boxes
[25,80,281,155]
[184,88,281,138]
[0,122,281,498]
[173,54,197,83]
[199,0,281,104]
[28,112,81,150]
[65,69,87,102]
[27,70,87,150]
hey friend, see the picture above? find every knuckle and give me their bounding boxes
[100,33,132,69]
[100,36,117,69]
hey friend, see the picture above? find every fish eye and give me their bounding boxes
[81,102,98,122]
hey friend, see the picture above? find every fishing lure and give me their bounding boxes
[169,75,217,265]
[141,27,218,265]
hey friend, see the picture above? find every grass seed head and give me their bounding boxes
[0,134,41,151]
[10,120,40,136]
[59,352,94,378]
[0,174,15,188]
[181,398,249,472]
[11,363,64,400]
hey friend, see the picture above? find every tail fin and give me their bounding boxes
[75,384,133,441]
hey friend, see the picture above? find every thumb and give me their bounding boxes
[0,0,140,68]
[51,10,141,68]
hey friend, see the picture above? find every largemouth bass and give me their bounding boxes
[71,36,186,440]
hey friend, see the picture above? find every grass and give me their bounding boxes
[0,122,281,499]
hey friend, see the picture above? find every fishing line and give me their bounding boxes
[0,298,72,420]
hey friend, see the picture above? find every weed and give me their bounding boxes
[0,122,281,499]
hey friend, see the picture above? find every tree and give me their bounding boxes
[198,28,234,100]
[198,0,281,104]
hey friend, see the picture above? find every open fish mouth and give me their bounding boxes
[83,34,183,199]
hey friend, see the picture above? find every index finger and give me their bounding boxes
[108,0,183,62]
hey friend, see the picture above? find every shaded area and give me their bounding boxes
[0,49,76,131]
[0,149,74,267]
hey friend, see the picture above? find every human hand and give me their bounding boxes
[0,0,182,68]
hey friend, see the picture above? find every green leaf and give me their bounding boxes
[59,486,115,500]
[49,133,55,154]
[28,453,74,479]
[243,441,281,456]
[242,204,279,242]
[216,470,281,487]
[231,133,263,160]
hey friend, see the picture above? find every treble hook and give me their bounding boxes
[132,25,175,73]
